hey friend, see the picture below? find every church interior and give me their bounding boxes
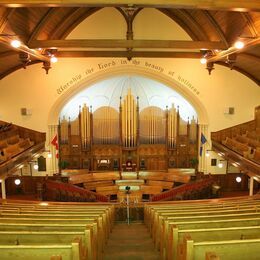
[0,1,259,259]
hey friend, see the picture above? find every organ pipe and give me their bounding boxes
[168,104,177,149]
[121,89,137,148]
[80,104,91,149]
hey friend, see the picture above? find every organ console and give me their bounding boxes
[59,89,199,171]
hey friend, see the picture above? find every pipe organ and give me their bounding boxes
[59,90,199,171]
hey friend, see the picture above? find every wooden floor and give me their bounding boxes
[104,222,160,260]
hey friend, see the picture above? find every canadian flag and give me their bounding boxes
[51,134,59,158]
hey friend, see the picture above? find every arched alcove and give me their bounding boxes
[48,65,209,126]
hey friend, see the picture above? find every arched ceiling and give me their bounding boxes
[0,1,259,85]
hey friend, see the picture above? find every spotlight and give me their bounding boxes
[11,39,21,48]
[234,41,244,49]
[33,164,39,170]
[236,176,242,183]
[14,179,21,185]
[206,151,210,157]
[47,152,52,158]
[200,57,207,64]
[50,55,58,63]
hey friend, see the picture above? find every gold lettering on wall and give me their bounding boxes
[56,59,200,96]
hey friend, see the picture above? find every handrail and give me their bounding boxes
[45,180,109,202]
[151,177,214,202]
[212,140,260,175]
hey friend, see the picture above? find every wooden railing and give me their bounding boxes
[211,120,256,143]
[150,177,215,202]
[44,180,109,202]
[0,120,46,177]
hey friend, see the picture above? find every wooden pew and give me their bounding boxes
[158,212,260,258]
[0,201,115,260]
[0,237,85,260]
[173,225,260,260]
[184,237,260,260]
[0,222,97,259]
[0,231,91,259]
[0,213,108,252]
[152,205,260,245]
[205,252,219,260]
[144,197,260,259]
[160,216,260,260]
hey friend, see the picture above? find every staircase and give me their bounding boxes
[104,222,160,260]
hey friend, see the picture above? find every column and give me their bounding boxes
[249,176,254,196]
[1,179,6,199]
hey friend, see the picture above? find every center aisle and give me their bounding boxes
[104,222,160,260]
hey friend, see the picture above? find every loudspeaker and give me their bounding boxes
[37,156,46,171]
[224,107,235,115]
[21,108,32,116]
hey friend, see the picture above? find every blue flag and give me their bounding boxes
[200,133,207,156]
[201,133,207,145]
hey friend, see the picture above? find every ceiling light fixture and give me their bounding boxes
[234,40,244,49]
[50,55,58,63]
[200,57,207,64]
[11,39,21,48]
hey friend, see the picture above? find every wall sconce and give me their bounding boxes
[14,178,21,185]
[218,159,226,168]
[206,150,212,157]
[236,176,242,183]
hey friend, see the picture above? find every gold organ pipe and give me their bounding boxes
[133,98,136,146]
[87,107,89,146]
[85,105,87,147]
[125,99,127,147]
[128,92,130,147]
[150,111,152,144]
[151,111,154,144]
[152,112,155,144]
[131,93,133,147]
[148,113,150,144]
[123,100,125,146]
[169,111,171,148]
[86,105,88,147]
[132,96,134,147]
[171,110,173,148]
[105,108,107,144]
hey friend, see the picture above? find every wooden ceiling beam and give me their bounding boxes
[206,37,260,63]
[0,1,260,11]
[56,50,201,58]
[0,36,50,62]
[29,39,226,50]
